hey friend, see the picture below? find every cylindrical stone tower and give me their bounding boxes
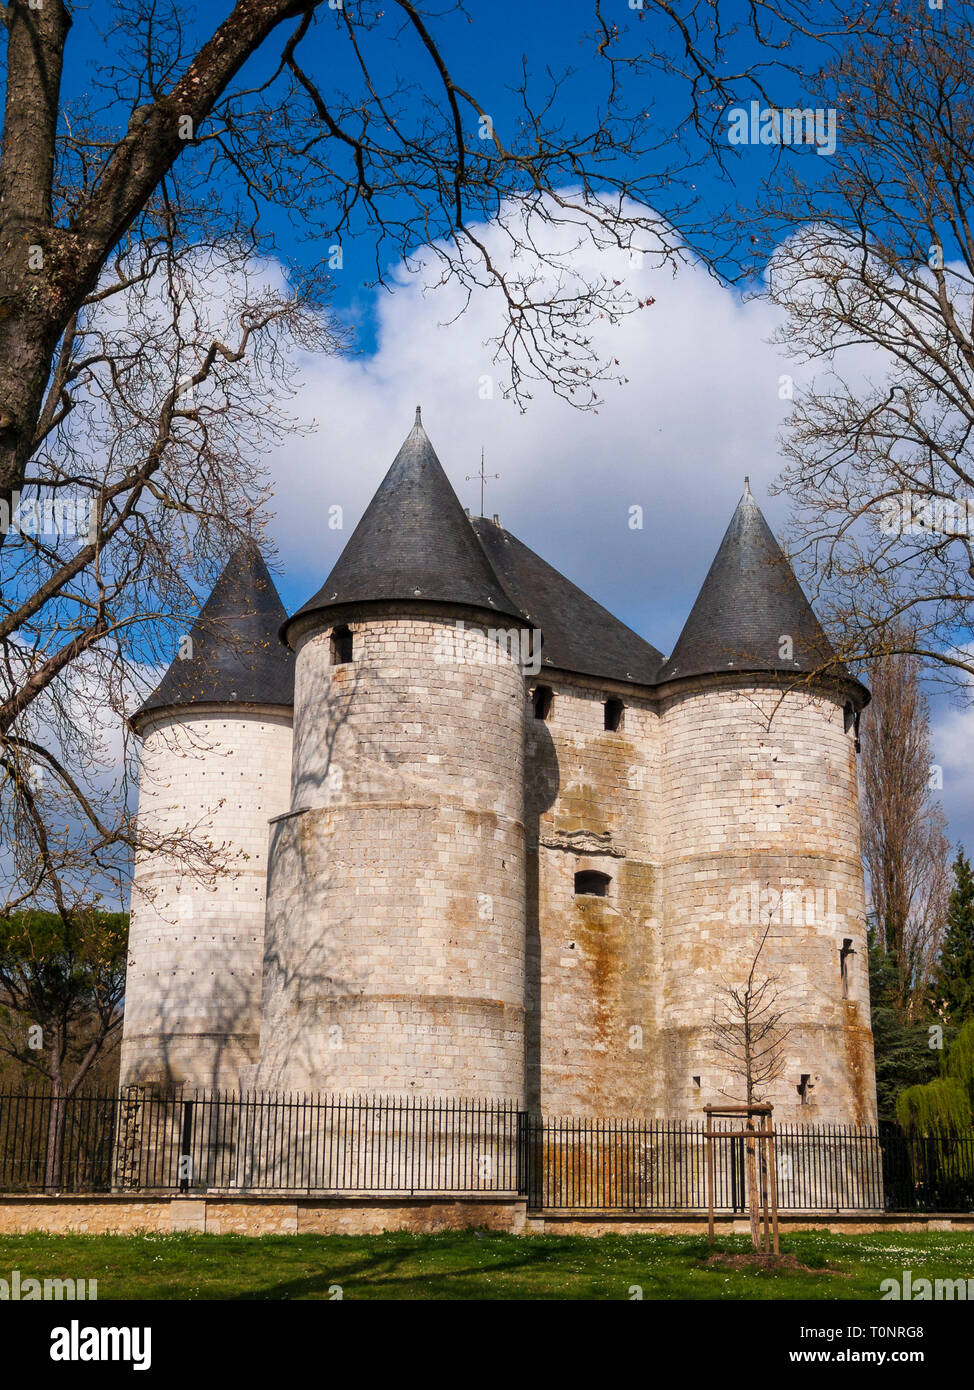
[121,543,294,1091]
[256,412,530,1099]
[656,483,876,1127]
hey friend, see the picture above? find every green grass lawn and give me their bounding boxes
[0,1229,971,1299]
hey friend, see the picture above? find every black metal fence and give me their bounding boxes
[0,1090,524,1197]
[2,1089,973,1213]
[523,1117,889,1211]
[524,1117,974,1212]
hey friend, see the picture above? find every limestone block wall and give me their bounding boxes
[525,677,662,1115]
[658,677,876,1125]
[121,706,293,1091]
[257,608,527,1098]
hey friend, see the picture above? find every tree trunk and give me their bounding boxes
[43,1088,67,1191]
[745,1125,761,1251]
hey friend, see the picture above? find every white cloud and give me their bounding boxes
[261,207,974,852]
[930,685,974,856]
[266,209,798,656]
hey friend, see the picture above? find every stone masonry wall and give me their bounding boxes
[256,610,527,1098]
[525,676,663,1115]
[658,678,877,1125]
[121,707,293,1091]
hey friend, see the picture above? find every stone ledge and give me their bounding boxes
[0,1194,528,1236]
[1,1195,971,1238]
[534,1211,974,1235]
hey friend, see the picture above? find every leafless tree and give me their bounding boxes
[712,937,790,1109]
[0,0,875,920]
[760,8,974,691]
[859,634,951,1020]
[710,919,792,1249]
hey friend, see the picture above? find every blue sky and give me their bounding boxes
[61,0,844,333]
[53,2,972,858]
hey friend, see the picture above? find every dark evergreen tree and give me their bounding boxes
[934,848,974,1025]
[868,929,942,1122]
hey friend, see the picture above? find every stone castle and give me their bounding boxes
[121,410,878,1126]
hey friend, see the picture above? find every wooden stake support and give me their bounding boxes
[703,1103,780,1255]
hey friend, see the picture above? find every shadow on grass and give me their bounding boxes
[219,1233,847,1301]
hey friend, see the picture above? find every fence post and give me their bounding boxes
[705,1112,714,1244]
[516,1109,530,1198]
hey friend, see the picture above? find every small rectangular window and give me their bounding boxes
[604,698,624,732]
[331,625,353,665]
[533,685,553,721]
[574,870,610,897]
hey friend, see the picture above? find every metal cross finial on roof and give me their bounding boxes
[466,448,500,517]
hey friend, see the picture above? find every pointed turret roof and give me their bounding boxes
[656,481,859,689]
[285,409,524,641]
[133,541,294,729]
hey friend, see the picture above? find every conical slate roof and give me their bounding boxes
[286,410,524,641]
[656,482,856,687]
[133,541,294,728]
[472,517,663,685]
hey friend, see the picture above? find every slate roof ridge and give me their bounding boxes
[470,515,663,687]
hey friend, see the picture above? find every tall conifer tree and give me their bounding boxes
[935,849,974,1024]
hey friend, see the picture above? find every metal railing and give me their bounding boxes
[524,1117,889,1211]
[0,1089,524,1196]
[1,1089,972,1212]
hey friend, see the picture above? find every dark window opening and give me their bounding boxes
[574,870,611,898]
[797,1074,812,1105]
[533,684,553,721]
[692,1076,701,1089]
[843,702,855,733]
[840,938,855,999]
[604,698,624,732]
[331,625,353,665]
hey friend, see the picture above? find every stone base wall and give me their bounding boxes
[0,1196,969,1238]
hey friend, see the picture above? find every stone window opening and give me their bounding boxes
[604,697,624,732]
[843,701,855,733]
[574,869,611,898]
[533,684,553,721]
[797,1073,812,1105]
[331,625,353,665]
[840,937,855,999]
